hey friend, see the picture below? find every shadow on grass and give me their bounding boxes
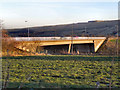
[2,81,96,89]
[3,81,120,89]
[2,55,120,61]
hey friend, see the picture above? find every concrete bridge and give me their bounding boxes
[11,37,106,54]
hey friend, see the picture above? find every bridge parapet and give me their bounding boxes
[8,37,106,41]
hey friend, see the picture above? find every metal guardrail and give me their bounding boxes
[3,37,106,41]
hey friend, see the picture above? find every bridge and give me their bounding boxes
[11,37,106,54]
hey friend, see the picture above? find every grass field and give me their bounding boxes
[2,55,120,88]
[110,39,120,43]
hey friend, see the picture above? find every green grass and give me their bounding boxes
[110,39,120,43]
[2,56,120,88]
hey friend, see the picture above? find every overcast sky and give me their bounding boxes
[0,0,118,29]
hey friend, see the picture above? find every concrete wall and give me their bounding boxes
[74,43,94,53]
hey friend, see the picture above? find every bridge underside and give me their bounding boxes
[36,43,94,55]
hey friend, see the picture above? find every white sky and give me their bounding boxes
[0,0,119,29]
